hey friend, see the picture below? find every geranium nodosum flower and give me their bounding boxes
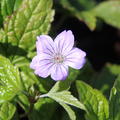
[30,30,86,81]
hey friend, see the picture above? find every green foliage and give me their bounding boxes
[91,64,120,97]
[0,0,119,119]
[1,0,22,19]
[59,0,96,30]
[28,98,57,120]
[109,75,120,120]
[76,81,109,120]
[49,68,80,93]
[59,103,76,120]
[59,0,120,30]
[0,55,23,103]
[1,0,54,60]
[47,90,86,111]
[93,1,120,29]
[0,102,16,120]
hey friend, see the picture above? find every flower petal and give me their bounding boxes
[54,30,74,55]
[50,64,68,81]
[30,55,40,69]
[35,62,54,78]
[36,35,54,55]
[65,48,86,69]
[30,53,53,78]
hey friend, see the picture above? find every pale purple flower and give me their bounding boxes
[30,30,86,81]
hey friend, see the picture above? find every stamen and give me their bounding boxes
[52,53,64,63]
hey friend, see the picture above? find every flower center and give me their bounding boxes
[53,54,64,63]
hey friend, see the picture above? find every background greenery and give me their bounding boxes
[0,0,120,120]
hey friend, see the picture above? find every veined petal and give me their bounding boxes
[36,35,55,55]
[54,30,74,55]
[30,53,52,70]
[35,62,54,78]
[51,64,68,81]
[65,48,86,69]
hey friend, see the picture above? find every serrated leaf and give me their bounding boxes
[76,81,109,120]
[47,91,86,111]
[0,55,23,103]
[2,0,54,60]
[0,102,16,120]
[60,103,76,120]
[94,1,120,29]
[109,75,120,120]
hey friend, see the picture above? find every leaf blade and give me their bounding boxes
[0,55,23,103]
[76,81,109,120]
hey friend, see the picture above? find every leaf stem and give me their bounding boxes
[36,93,48,99]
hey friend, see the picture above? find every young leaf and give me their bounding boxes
[94,1,120,29]
[76,81,109,120]
[0,55,23,103]
[46,91,86,111]
[3,0,54,59]
[109,75,120,120]
[59,103,76,120]
[0,102,16,120]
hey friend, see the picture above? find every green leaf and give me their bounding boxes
[60,103,76,120]
[13,56,54,95]
[94,1,120,29]
[28,98,57,120]
[59,0,96,30]
[20,62,54,93]
[49,68,81,93]
[1,0,22,19]
[76,81,109,120]
[91,63,120,97]
[0,55,23,103]
[46,91,86,111]
[3,0,54,60]
[60,0,96,11]
[0,102,16,120]
[109,75,120,120]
